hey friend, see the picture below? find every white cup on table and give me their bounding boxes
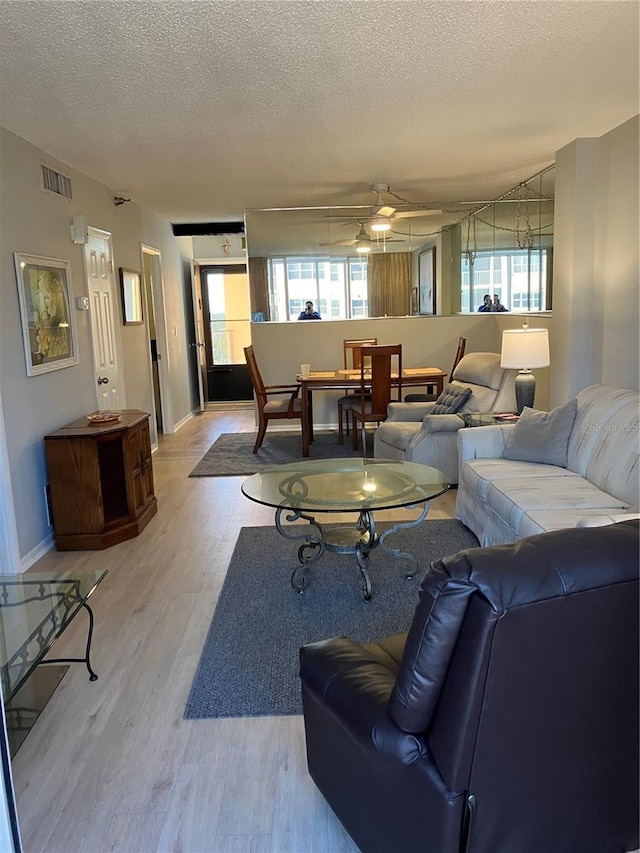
[300,363,311,378]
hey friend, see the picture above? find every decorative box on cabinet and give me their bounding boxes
[44,409,158,550]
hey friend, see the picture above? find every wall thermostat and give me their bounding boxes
[76,296,89,310]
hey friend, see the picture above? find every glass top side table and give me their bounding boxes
[0,569,107,703]
[458,412,519,428]
[242,458,450,600]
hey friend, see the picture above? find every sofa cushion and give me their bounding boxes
[449,380,498,412]
[503,399,577,467]
[485,476,629,537]
[452,352,504,391]
[519,509,640,539]
[461,458,579,502]
[432,383,472,414]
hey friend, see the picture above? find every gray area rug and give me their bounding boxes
[189,429,373,477]
[184,519,479,719]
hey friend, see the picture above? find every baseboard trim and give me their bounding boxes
[173,410,196,433]
[20,531,55,573]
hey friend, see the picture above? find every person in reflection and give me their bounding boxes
[491,295,508,312]
[478,294,492,312]
[298,300,321,320]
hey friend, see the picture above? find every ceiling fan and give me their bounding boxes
[319,221,403,253]
[326,184,444,233]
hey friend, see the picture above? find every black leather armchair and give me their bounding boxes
[299,521,639,853]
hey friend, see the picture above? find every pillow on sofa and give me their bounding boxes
[432,383,472,414]
[503,398,578,467]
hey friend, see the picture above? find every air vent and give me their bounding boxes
[40,162,72,200]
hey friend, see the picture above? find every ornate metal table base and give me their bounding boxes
[41,601,99,682]
[275,502,430,601]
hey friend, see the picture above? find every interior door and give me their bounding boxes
[84,229,124,411]
[190,261,206,410]
[200,265,253,402]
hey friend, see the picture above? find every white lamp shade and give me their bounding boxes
[500,328,550,369]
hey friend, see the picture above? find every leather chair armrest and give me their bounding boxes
[300,636,428,767]
[457,423,514,464]
[386,402,437,422]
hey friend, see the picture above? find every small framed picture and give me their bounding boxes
[14,252,79,376]
[119,268,144,325]
[418,248,436,315]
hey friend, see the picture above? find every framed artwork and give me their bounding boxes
[119,268,143,325]
[13,253,79,376]
[418,248,436,315]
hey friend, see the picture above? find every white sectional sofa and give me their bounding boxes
[455,384,640,546]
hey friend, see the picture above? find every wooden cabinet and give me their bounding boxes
[44,410,158,550]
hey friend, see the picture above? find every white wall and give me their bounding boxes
[0,128,197,564]
[250,313,553,427]
[552,115,639,404]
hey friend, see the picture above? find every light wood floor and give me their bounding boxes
[12,410,456,853]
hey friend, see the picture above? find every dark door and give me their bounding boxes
[200,265,253,402]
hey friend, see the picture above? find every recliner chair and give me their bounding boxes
[299,520,640,853]
[374,351,517,482]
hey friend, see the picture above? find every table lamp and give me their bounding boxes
[500,325,550,414]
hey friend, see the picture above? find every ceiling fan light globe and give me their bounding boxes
[369,216,392,232]
[355,241,371,253]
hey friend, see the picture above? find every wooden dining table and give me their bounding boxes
[297,367,447,456]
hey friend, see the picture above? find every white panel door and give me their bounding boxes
[84,230,124,411]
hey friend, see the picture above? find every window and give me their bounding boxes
[268,256,368,320]
[461,249,550,313]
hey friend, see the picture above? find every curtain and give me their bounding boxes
[368,252,411,317]
[248,257,270,321]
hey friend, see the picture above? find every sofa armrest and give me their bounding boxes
[299,636,428,767]
[419,414,466,435]
[457,423,515,465]
[386,402,437,422]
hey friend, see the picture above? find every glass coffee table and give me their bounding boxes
[241,458,450,600]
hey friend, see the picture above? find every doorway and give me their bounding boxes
[199,265,253,402]
[141,246,173,439]
[142,251,162,434]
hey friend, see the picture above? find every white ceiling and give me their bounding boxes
[0,1,638,224]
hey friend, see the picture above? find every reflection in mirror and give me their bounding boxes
[245,166,554,321]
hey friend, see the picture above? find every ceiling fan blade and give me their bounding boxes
[318,239,355,246]
[392,209,443,219]
[372,204,396,217]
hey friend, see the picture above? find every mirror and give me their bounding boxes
[119,267,144,325]
[245,167,554,320]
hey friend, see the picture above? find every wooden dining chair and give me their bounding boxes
[337,338,378,444]
[405,336,466,402]
[345,344,402,454]
[243,345,303,453]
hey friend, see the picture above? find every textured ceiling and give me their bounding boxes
[0,1,638,223]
